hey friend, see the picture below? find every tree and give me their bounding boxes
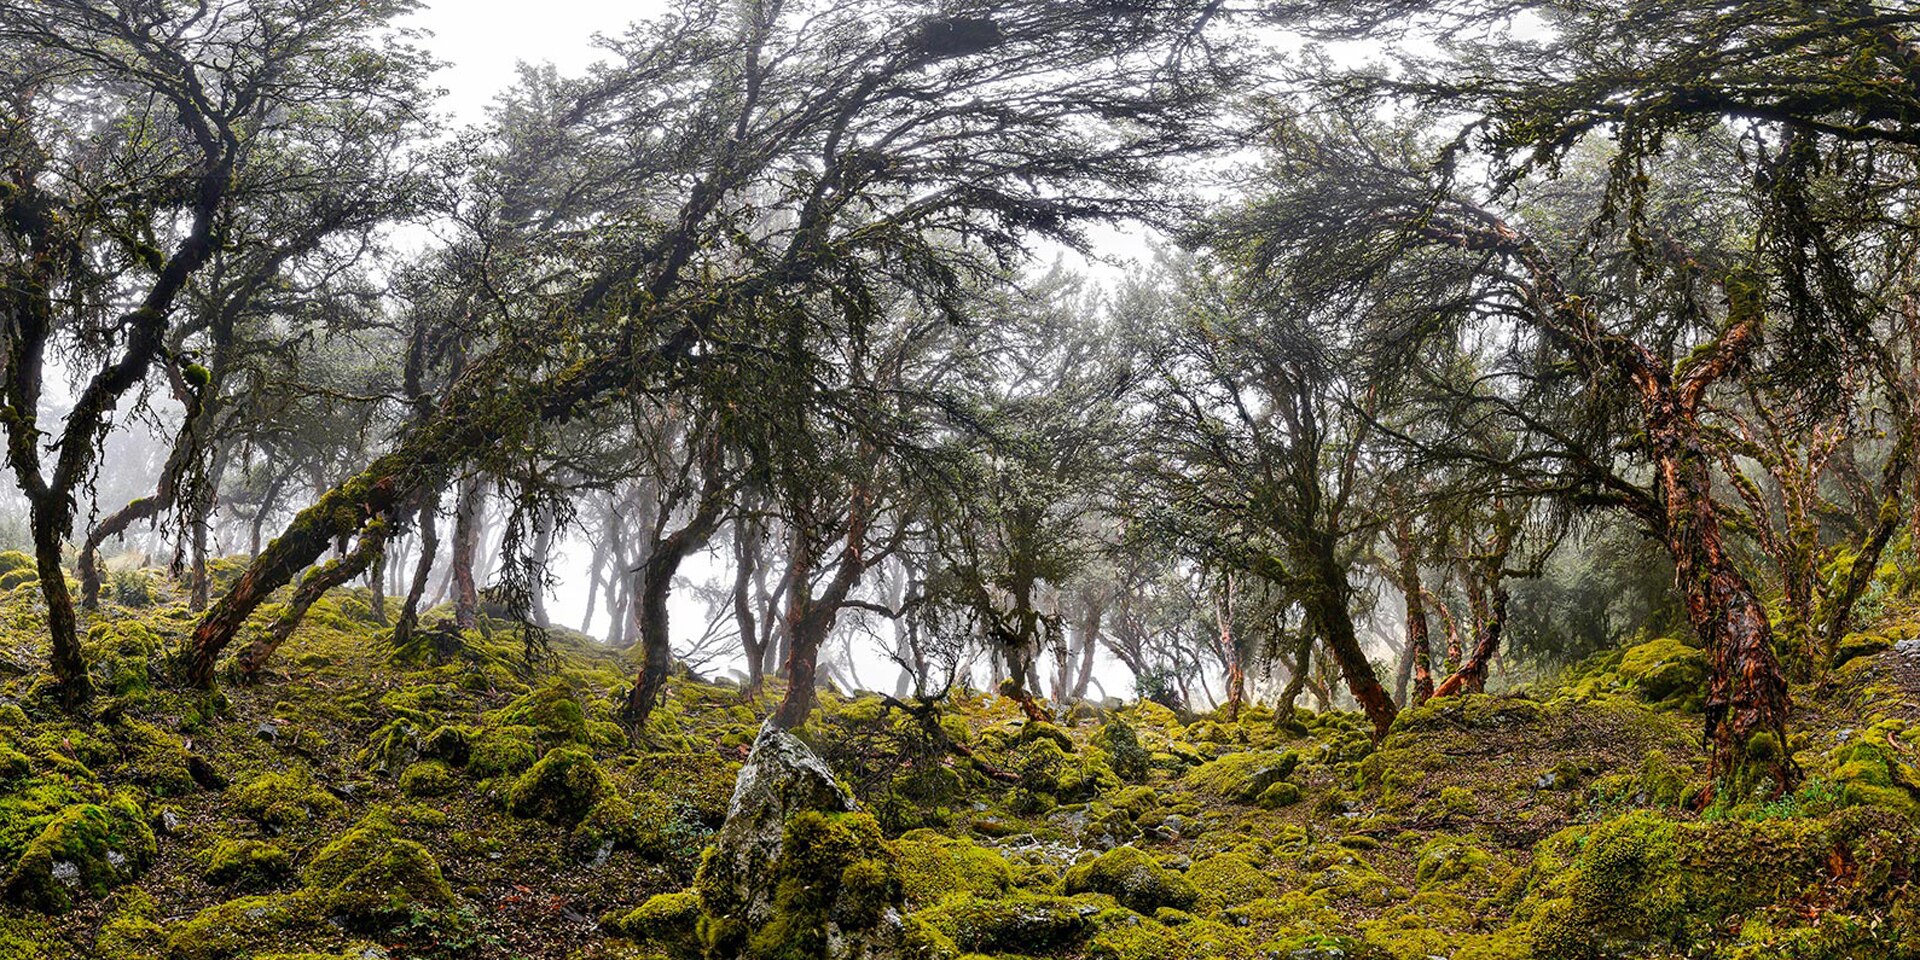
[1136,257,1399,738]
[0,0,429,705]
[182,0,1238,690]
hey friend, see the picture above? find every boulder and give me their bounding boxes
[694,721,904,960]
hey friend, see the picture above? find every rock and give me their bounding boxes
[1062,845,1199,915]
[695,720,904,960]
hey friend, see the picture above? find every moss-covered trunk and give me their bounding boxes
[235,522,389,679]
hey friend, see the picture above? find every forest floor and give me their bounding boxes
[0,566,1917,960]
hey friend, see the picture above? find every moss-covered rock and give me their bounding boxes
[202,838,294,889]
[1063,845,1199,915]
[1516,807,1916,959]
[694,723,905,960]
[2,790,154,912]
[301,809,456,924]
[398,759,458,798]
[604,889,702,959]
[230,768,345,830]
[897,832,1015,909]
[508,745,611,826]
[911,892,1102,955]
[1094,717,1153,784]
[1615,638,1708,706]
[1186,853,1274,913]
[1183,750,1298,803]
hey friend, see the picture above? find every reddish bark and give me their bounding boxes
[234,523,389,680]
[1393,516,1434,706]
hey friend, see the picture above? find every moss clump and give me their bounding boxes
[489,679,591,745]
[603,889,701,959]
[166,893,320,960]
[1256,780,1301,808]
[86,621,163,700]
[302,810,455,924]
[1516,807,1914,959]
[419,725,472,766]
[1186,853,1274,912]
[508,746,611,826]
[911,892,1101,954]
[1011,736,1118,805]
[95,888,167,959]
[469,724,542,778]
[896,832,1015,909]
[1064,845,1199,915]
[230,768,345,830]
[3,790,155,912]
[1094,717,1153,783]
[1086,912,1253,960]
[1183,750,1297,803]
[1615,638,1708,707]
[698,810,902,960]
[202,838,294,888]
[398,760,458,798]
[1412,836,1502,895]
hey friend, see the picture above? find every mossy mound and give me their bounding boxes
[1516,807,1918,959]
[897,832,1015,908]
[1063,845,1198,915]
[202,837,294,888]
[302,809,456,923]
[1182,749,1298,803]
[508,745,612,826]
[2,789,154,912]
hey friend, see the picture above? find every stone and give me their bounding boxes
[694,721,905,960]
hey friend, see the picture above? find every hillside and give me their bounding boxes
[0,570,1916,960]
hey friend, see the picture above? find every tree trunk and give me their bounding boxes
[1393,516,1434,706]
[449,476,484,629]
[30,495,92,707]
[1432,584,1506,698]
[368,550,389,626]
[734,517,763,689]
[1652,415,1795,791]
[1305,534,1396,738]
[234,523,389,680]
[625,493,727,726]
[390,496,440,652]
[529,507,554,629]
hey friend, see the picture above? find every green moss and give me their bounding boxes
[167,893,321,960]
[301,809,455,924]
[95,888,166,959]
[420,724,472,765]
[508,746,611,826]
[1063,845,1198,915]
[1614,638,1708,707]
[469,724,542,778]
[398,760,458,798]
[912,892,1102,954]
[604,889,701,959]
[1094,717,1153,783]
[489,678,590,745]
[1182,750,1298,803]
[896,833,1015,909]
[1186,853,1273,913]
[700,810,902,960]
[1087,912,1253,960]
[230,768,345,829]
[3,789,154,912]
[1515,807,1914,959]
[203,838,294,888]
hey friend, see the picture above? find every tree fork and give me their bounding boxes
[233,521,390,680]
